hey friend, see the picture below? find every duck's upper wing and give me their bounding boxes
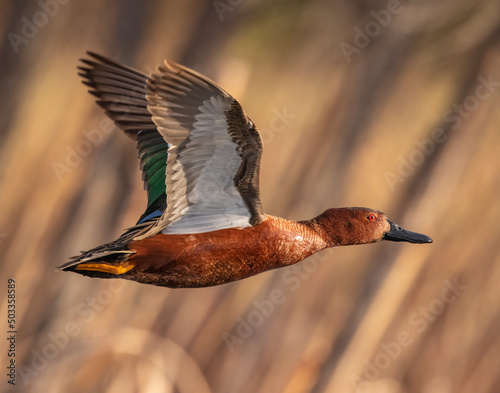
[78,53,168,227]
[147,59,265,234]
[78,52,266,238]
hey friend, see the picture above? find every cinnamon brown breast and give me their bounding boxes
[126,216,328,288]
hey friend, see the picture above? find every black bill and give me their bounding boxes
[383,220,433,244]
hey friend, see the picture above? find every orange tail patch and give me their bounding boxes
[75,261,136,275]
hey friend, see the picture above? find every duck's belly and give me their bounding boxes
[126,217,325,288]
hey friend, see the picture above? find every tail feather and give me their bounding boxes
[58,240,136,277]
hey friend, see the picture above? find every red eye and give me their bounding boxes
[368,214,376,221]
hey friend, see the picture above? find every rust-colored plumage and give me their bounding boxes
[123,215,326,288]
[59,53,432,288]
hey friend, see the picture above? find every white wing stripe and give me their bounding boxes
[162,95,251,234]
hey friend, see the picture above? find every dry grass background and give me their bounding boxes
[1,1,500,392]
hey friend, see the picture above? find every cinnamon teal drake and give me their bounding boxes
[58,52,432,288]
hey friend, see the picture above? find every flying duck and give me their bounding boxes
[58,52,432,288]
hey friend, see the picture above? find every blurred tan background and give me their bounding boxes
[1,1,500,392]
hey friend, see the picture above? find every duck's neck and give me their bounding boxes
[300,208,361,247]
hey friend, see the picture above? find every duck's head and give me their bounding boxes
[316,207,433,246]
